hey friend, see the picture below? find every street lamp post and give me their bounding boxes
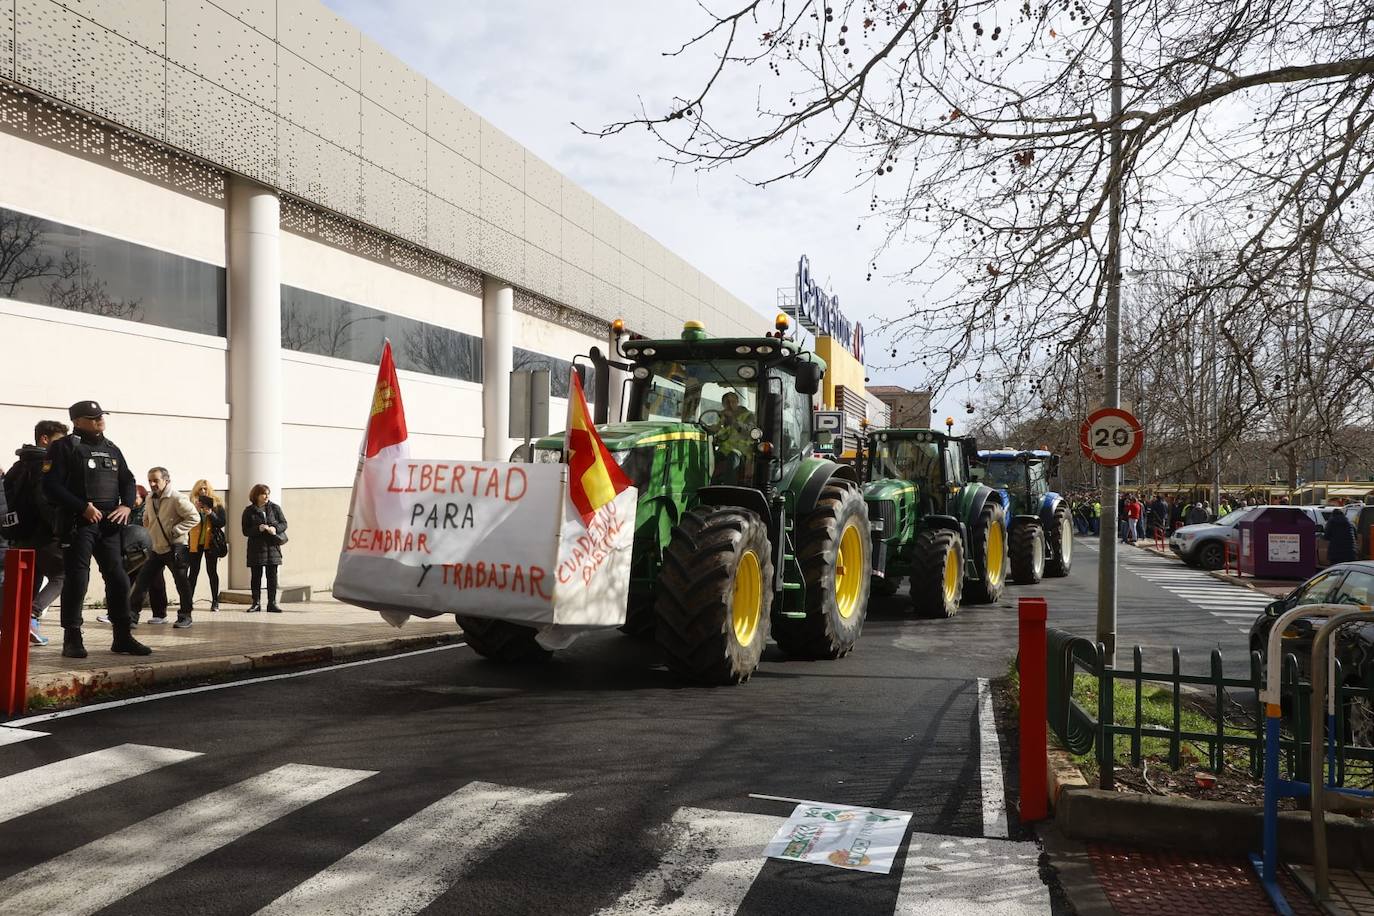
[1097,0,1125,667]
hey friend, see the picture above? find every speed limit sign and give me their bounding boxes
[1079,407,1144,467]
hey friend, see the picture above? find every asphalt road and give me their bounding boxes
[0,536,1273,915]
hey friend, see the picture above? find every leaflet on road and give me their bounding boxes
[764,802,912,874]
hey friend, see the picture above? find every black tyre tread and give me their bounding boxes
[654,506,773,685]
[909,528,963,618]
[965,503,1008,604]
[1010,520,1044,585]
[774,482,872,660]
[1045,504,1073,577]
[1197,541,1225,570]
[455,616,552,663]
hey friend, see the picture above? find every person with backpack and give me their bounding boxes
[4,420,70,646]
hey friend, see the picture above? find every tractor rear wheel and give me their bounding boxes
[774,482,872,660]
[654,506,773,685]
[909,528,964,618]
[1010,520,1045,584]
[965,503,1009,604]
[1045,504,1074,577]
[456,616,552,663]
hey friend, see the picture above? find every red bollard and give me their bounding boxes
[0,549,36,717]
[1018,595,1049,822]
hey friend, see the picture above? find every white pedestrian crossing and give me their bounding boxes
[594,807,782,915]
[0,742,1054,915]
[0,763,374,916]
[1128,563,1279,633]
[0,726,47,747]
[0,743,200,825]
[256,781,565,916]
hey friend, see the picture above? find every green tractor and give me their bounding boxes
[973,449,1073,584]
[861,428,1009,617]
[457,318,872,685]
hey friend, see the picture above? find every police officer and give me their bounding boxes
[43,400,151,659]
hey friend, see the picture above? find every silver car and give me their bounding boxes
[1169,505,1338,570]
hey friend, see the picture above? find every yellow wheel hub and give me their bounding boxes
[835,522,864,620]
[986,521,1005,586]
[943,548,959,603]
[732,549,762,645]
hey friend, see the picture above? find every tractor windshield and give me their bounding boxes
[982,461,1027,491]
[632,359,761,426]
[871,439,942,490]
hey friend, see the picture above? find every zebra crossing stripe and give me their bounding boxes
[895,833,1050,914]
[255,781,564,915]
[593,807,782,915]
[0,763,374,916]
[0,744,201,825]
[0,727,47,747]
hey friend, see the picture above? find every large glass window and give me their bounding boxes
[0,207,225,336]
[632,359,760,426]
[982,461,1025,490]
[514,348,585,399]
[872,439,941,490]
[280,285,482,383]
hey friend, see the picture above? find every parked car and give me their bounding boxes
[1170,505,1338,570]
[1248,561,1374,744]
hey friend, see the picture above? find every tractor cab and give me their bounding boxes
[976,448,1060,516]
[865,428,976,517]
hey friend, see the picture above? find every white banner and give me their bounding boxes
[334,458,636,641]
[764,802,911,874]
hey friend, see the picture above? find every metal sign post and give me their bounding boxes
[509,369,551,459]
[1080,405,1143,666]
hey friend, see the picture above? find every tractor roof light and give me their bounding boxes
[611,318,625,335]
[757,440,775,455]
[682,320,708,342]
[775,313,790,332]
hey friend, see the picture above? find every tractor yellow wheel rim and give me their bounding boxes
[943,547,959,603]
[732,549,762,645]
[987,521,1005,586]
[835,522,864,620]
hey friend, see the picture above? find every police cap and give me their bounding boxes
[69,400,108,421]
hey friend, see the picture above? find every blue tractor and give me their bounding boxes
[974,449,1073,584]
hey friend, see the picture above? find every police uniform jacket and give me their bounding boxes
[42,431,136,525]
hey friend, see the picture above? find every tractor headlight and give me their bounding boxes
[632,366,651,379]
[534,448,563,464]
[737,365,758,380]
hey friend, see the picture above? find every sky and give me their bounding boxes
[322,0,960,425]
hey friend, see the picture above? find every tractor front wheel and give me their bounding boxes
[910,528,964,618]
[654,506,773,685]
[456,617,552,663]
[1045,504,1074,577]
[1010,520,1045,584]
[774,482,872,660]
[966,503,1009,604]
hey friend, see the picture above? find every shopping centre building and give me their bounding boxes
[0,0,883,591]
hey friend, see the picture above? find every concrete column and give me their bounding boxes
[482,278,514,460]
[227,177,282,589]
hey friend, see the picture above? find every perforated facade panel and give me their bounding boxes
[0,0,766,338]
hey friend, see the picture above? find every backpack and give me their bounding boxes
[2,459,47,542]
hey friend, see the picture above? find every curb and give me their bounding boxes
[1056,786,1374,869]
[24,632,462,707]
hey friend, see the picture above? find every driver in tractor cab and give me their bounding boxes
[713,391,755,484]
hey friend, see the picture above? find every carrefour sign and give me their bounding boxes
[788,255,865,365]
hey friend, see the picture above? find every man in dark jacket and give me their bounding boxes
[43,400,151,659]
[1326,507,1358,566]
[5,419,70,646]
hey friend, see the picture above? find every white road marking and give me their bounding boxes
[896,833,1052,915]
[5,643,465,727]
[0,727,47,746]
[0,744,200,824]
[977,677,1008,839]
[594,807,781,916]
[256,781,564,915]
[0,763,374,915]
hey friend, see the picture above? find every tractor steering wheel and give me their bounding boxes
[698,409,724,435]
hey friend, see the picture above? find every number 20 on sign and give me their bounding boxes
[1079,407,1144,467]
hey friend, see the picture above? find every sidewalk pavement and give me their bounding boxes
[1042,823,1325,915]
[23,597,460,707]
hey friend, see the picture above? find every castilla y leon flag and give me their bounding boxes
[564,370,630,525]
[365,340,408,459]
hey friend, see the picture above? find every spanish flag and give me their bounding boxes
[565,370,630,524]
